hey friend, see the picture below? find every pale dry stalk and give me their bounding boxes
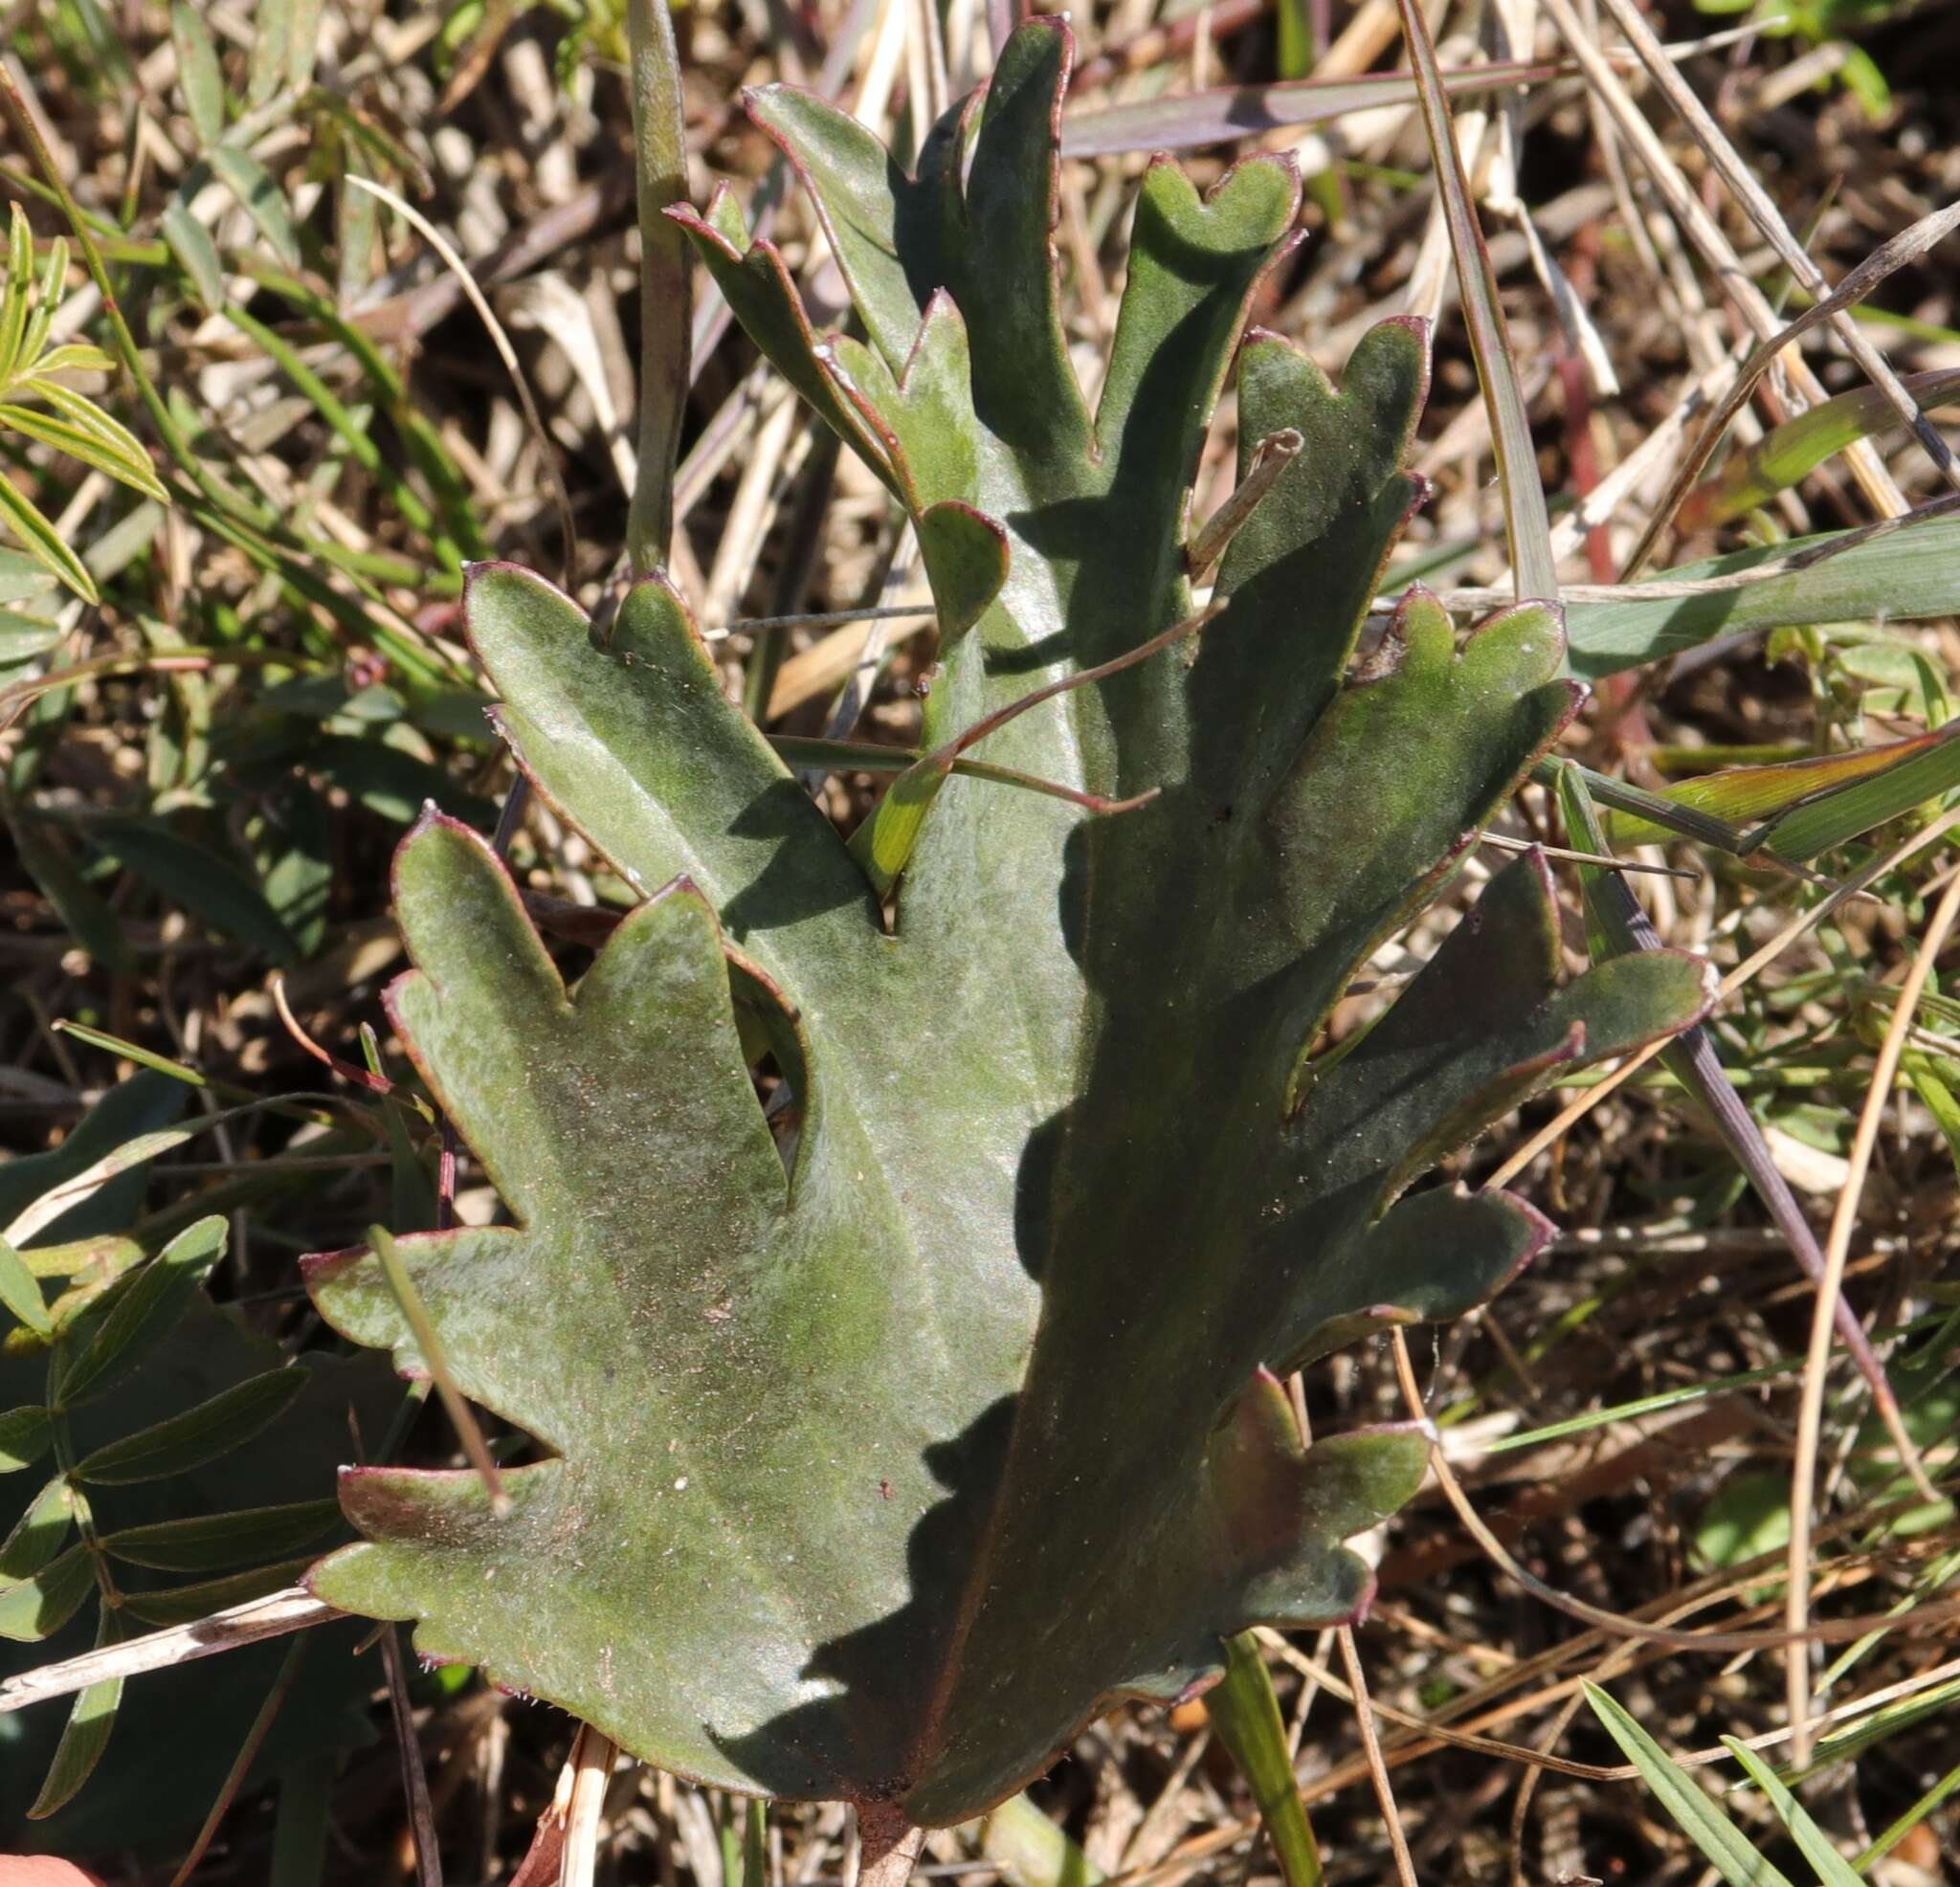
[1785,865,1960,1763]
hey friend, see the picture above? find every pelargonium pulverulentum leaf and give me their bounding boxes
[304,20,1714,1827]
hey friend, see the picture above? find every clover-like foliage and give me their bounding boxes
[305,23,1712,1827]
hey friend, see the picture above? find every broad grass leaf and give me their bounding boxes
[0,1073,189,1251]
[1563,513,1960,680]
[4,810,132,974]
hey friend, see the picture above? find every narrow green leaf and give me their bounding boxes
[368,1223,505,1508]
[0,1234,52,1336]
[0,610,62,668]
[1680,369,1960,533]
[1392,0,1554,603]
[0,204,32,387]
[1563,513,1960,680]
[0,1476,72,1580]
[0,471,97,603]
[1058,55,1571,156]
[161,193,225,310]
[119,1553,318,1629]
[102,1496,342,1571]
[16,260,62,396]
[0,544,57,606]
[222,301,435,535]
[1907,1059,1960,1174]
[1719,1739,1863,1886]
[72,1367,308,1484]
[0,1405,53,1473]
[624,0,691,570]
[1584,1684,1798,1887]
[249,0,292,103]
[53,1213,229,1410]
[1857,1761,1960,1872]
[1601,725,1960,855]
[0,394,167,502]
[23,380,169,500]
[0,1540,95,1641]
[170,1,226,145]
[33,342,118,377]
[740,1798,768,1887]
[5,806,131,973]
[970,1794,1104,1887]
[270,1753,337,1887]
[208,147,301,268]
[3,1122,199,1248]
[1752,723,1960,860]
[27,1613,122,1818]
[85,815,300,962]
[1206,1632,1323,1887]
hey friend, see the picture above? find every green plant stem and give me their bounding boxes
[1205,1632,1324,1887]
[625,0,691,572]
[48,1400,120,1608]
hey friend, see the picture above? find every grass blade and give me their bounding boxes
[1206,1632,1323,1887]
[1751,724,1960,861]
[1392,0,1555,603]
[1621,200,1960,579]
[1059,58,1567,158]
[970,1793,1104,1887]
[1558,765,1926,1488]
[84,815,300,962]
[1681,368,1960,534]
[1563,511,1960,680]
[1583,1685,1797,1887]
[626,0,691,572]
[1599,722,1960,861]
[1719,1739,1863,1886]
[369,1223,508,1514]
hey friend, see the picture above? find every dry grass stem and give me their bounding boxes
[1785,864,1960,1764]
